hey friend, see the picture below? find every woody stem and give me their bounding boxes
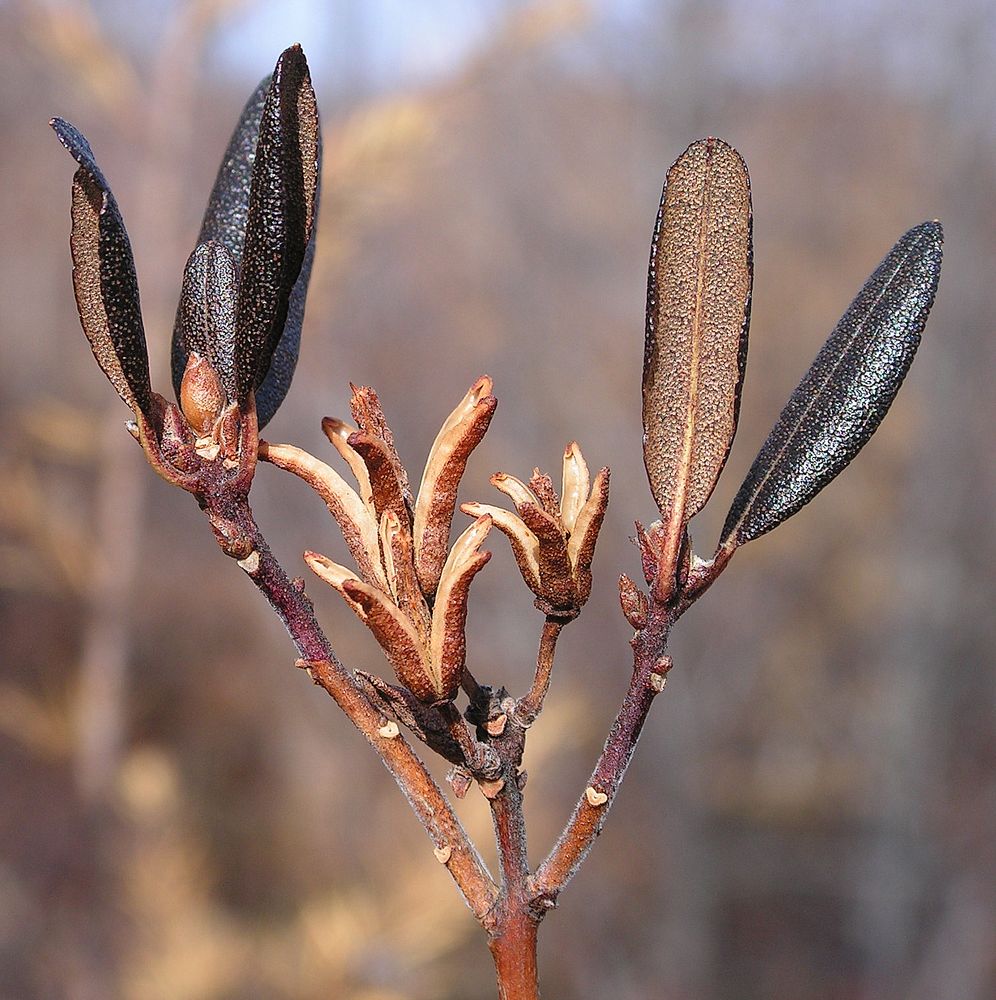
[514,617,565,725]
[202,488,499,919]
[531,598,673,901]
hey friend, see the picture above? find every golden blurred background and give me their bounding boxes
[1,1,993,997]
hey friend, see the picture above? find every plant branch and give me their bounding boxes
[514,616,565,725]
[486,709,541,998]
[202,489,499,920]
[531,600,673,902]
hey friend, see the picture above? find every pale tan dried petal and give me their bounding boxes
[490,473,539,513]
[560,441,591,536]
[260,441,386,588]
[413,377,497,596]
[380,509,431,643]
[429,516,492,701]
[517,502,574,611]
[348,431,410,527]
[461,501,541,594]
[322,417,374,510]
[528,469,561,520]
[349,383,412,507]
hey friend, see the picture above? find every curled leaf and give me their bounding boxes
[350,384,412,509]
[51,118,152,415]
[259,441,385,588]
[460,502,542,594]
[642,137,752,581]
[355,671,465,765]
[170,46,322,428]
[413,376,497,595]
[560,442,591,535]
[567,466,610,603]
[322,417,374,510]
[721,221,943,549]
[429,516,492,702]
[349,432,410,527]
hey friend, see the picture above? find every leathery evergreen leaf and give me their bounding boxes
[171,76,268,404]
[51,117,152,415]
[721,221,943,549]
[173,241,239,402]
[642,137,752,567]
[234,44,321,413]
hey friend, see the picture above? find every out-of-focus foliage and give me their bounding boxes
[1,1,993,999]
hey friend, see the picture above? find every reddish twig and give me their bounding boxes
[531,600,674,901]
[201,489,499,920]
[514,616,565,726]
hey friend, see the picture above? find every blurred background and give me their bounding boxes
[1,1,993,997]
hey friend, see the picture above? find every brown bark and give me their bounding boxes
[489,912,541,1000]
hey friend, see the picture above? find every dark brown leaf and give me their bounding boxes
[51,118,152,415]
[642,137,752,575]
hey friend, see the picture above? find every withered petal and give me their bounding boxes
[528,469,561,519]
[490,473,539,514]
[380,509,432,644]
[306,553,434,702]
[567,467,610,604]
[517,502,574,611]
[341,578,437,703]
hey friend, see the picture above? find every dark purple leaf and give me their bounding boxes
[721,221,943,548]
[234,44,321,418]
[51,117,152,415]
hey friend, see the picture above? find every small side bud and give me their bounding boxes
[485,713,508,737]
[618,574,649,629]
[237,550,261,574]
[447,766,473,799]
[179,353,225,435]
[585,786,608,807]
[479,777,505,800]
